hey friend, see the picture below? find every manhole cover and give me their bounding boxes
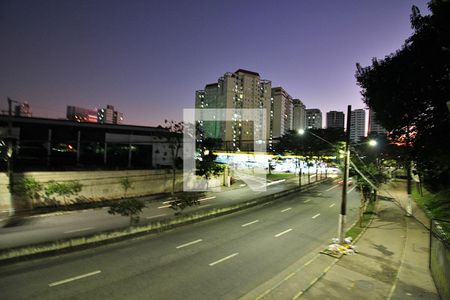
[355,280,374,290]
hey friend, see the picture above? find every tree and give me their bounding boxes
[356,0,450,192]
[275,129,346,184]
[108,198,146,225]
[164,120,184,196]
[44,180,82,205]
[196,137,224,188]
[15,176,42,208]
[120,177,132,198]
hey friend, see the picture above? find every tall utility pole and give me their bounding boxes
[338,105,352,243]
[7,97,18,216]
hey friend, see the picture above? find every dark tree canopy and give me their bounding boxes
[355,0,450,191]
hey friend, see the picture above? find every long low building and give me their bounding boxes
[0,116,179,171]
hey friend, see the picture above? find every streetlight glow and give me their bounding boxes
[368,139,377,147]
[298,129,305,135]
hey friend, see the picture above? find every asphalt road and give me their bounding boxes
[0,181,359,299]
[0,174,313,250]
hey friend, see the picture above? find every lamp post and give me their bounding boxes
[7,97,20,216]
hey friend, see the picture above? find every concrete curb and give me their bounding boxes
[0,179,330,264]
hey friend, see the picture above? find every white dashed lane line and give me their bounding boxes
[176,239,203,249]
[274,229,292,238]
[329,203,336,208]
[347,186,357,194]
[48,270,101,287]
[304,199,311,203]
[312,213,321,219]
[209,253,239,266]
[64,227,94,234]
[281,208,292,213]
[242,220,259,227]
[146,214,166,219]
[325,184,339,192]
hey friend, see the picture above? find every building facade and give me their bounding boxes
[271,87,293,138]
[368,109,386,136]
[350,109,366,143]
[14,102,32,117]
[292,99,306,131]
[326,111,345,129]
[306,108,322,129]
[98,105,124,125]
[67,106,98,123]
[195,69,272,151]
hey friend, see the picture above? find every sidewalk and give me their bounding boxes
[243,180,440,300]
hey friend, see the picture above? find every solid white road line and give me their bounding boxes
[209,253,239,266]
[347,186,357,194]
[281,208,292,212]
[242,220,259,227]
[64,227,94,234]
[199,196,216,202]
[274,229,292,237]
[312,213,321,219]
[329,203,336,208]
[325,185,339,192]
[146,214,166,219]
[267,179,286,186]
[304,199,311,203]
[176,239,203,249]
[48,270,101,287]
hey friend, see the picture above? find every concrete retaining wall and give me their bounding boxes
[2,170,226,212]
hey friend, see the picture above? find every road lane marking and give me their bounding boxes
[347,186,356,194]
[329,203,336,208]
[64,227,94,234]
[176,239,203,249]
[304,199,311,203]
[274,229,292,237]
[209,253,239,266]
[198,196,216,202]
[146,214,166,219]
[281,208,292,212]
[325,184,339,192]
[158,204,172,209]
[312,213,320,219]
[316,193,322,196]
[48,270,101,287]
[242,220,259,227]
[267,179,286,186]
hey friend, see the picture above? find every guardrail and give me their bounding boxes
[430,219,450,300]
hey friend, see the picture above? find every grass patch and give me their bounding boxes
[345,200,376,240]
[267,173,297,180]
[412,184,450,221]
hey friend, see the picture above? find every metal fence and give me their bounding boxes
[430,219,450,300]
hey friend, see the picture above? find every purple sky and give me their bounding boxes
[0,0,429,127]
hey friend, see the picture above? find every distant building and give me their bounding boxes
[326,111,345,129]
[67,106,98,123]
[350,109,366,143]
[14,102,32,117]
[292,99,306,131]
[195,69,272,151]
[0,115,172,171]
[271,87,293,138]
[368,109,386,136]
[98,105,124,124]
[306,108,322,129]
